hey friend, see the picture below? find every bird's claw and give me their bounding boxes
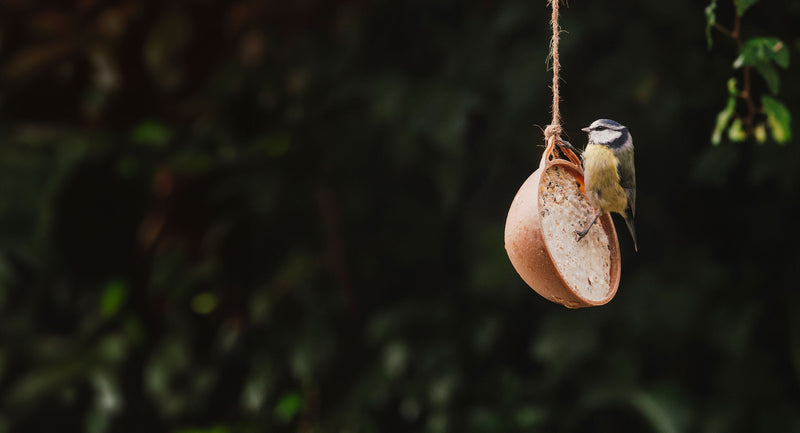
[555,138,580,154]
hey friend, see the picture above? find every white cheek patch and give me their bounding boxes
[592,129,622,144]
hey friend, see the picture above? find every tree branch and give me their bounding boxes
[713,22,735,39]
[715,3,756,134]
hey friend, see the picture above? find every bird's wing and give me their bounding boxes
[625,184,636,217]
[617,148,636,217]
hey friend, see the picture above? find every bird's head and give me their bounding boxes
[582,119,631,149]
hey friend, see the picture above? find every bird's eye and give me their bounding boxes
[596,126,606,131]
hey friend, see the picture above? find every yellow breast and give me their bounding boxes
[583,145,627,213]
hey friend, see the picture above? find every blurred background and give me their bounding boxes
[0,0,799,432]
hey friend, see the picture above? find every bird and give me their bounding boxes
[556,119,638,251]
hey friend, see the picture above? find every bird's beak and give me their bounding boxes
[581,127,591,132]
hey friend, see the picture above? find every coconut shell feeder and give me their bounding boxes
[504,1,622,308]
[505,137,621,308]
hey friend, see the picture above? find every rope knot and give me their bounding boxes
[544,124,562,141]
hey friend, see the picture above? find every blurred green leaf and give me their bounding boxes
[123,317,146,345]
[427,413,448,433]
[726,77,738,95]
[382,340,409,378]
[734,38,789,69]
[733,37,789,94]
[191,292,218,315]
[84,407,110,433]
[89,371,121,425]
[145,337,191,417]
[399,398,421,422]
[273,392,304,424]
[7,359,87,406]
[735,0,758,16]
[705,0,718,49]
[241,360,274,413]
[96,334,128,364]
[712,89,736,145]
[754,123,767,143]
[145,7,192,91]
[762,95,791,143]
[100,280,127,319]
[428,374,457,407]
[531,313,598,377]
[131,120,172,148]
[115,156,139,179]
[755,62,780,94]
[513,406,547,429]
[628,391,681,433]
[728,118,746,142]
[772,41,790,68]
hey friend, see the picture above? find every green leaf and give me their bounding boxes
[628,391,682,433]
[727,77,738,96]
[7,360,87,406]
[712,84,737,145]
[755,62,779,94]
[754,123,767,144]
[101,280,127,319]
[191,292,218,315]
[274,392,304,423]
[762,95,791,143]
[705,0,718,49]
[131,120,172,148]
[728,119,746,142]
[734,38,789,94]
[514,406,547,429]
[734,38,790,71]
[735,0,758,16]
[772,41,790,68]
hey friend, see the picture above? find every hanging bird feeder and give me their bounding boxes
[504,1,622,308]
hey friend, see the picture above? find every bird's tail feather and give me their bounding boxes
[623,214,638,252]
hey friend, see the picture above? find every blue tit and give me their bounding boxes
[557,119,638,251]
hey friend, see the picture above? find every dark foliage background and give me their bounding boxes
[0,1,799,432]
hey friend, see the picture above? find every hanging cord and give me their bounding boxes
[544,0,562,142]
[540,0,580,167]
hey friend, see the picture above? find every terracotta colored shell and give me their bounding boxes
[504,137,621,308]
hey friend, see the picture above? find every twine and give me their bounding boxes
[545,0,562,142]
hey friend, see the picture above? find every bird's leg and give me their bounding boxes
[555,138,581,155]
[576,213,601,241]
